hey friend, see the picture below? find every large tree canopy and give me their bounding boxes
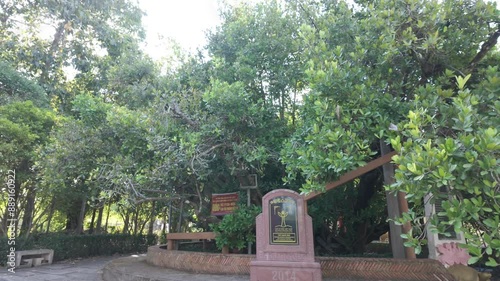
[1,0,498,266]
[282,0,499,263]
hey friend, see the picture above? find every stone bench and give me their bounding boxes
[15,249,54,268]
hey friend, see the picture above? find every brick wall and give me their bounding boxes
[147,245,456,281]
[147,245,251,275]
[318,256,454,280]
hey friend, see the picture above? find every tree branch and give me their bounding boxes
[190,143,226,174]
[134,197,176,204]
[141,189,181,196]
[42,20,68,82]
[167,101,198,128]
[297,1,319,34]
[466,27,500,74]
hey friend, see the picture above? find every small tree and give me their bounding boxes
[211,205,261,251]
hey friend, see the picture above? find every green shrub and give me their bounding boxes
[211,205,261,251]
[0,60,48,107]
[0,233,157,265]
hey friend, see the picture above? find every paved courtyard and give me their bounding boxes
[0,255,252,281]
[0,255,116,281]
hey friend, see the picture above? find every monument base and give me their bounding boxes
[250,260,322,281]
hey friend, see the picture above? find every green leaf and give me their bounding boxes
[468,256,480,265]
[485,258,498,267]
[455,74,471,90]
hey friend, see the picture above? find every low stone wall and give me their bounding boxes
[147,245,252,275]
[147,245,455,281]
[318,256,454,280]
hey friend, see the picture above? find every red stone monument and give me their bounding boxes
[250,189,322,281]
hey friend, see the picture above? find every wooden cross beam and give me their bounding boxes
[303,151,397,201]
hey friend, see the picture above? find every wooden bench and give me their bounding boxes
[166,232,228,253]
[15,249,54,268]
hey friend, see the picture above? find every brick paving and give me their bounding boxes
[104,255,251,281]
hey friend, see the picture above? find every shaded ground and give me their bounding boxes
[0,255,117,281]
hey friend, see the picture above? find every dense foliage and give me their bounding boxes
[391,70,500,266]
[211,205,261,251]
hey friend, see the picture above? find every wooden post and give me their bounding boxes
[398,191,417,259]
[381,140,406,259]
[240,174,257,255]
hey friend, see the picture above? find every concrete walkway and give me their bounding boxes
[0,255,117,281]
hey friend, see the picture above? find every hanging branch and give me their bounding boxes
[466,27,500,74]
[167,101,199,128]
[190,143,227,175]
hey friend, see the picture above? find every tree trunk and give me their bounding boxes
[168,202,173,233]
[148,201,156,236]
[104,204,111,233]
[139,217,148,235]
[89,208,96,234]
[45,198,55,233]
[353,222,368,253]
[123,210,130,234]
[20,185,36,237]
[95,205,104,234]
[41,20,67,83]
[65,200,80,232]
[280,91,285,120]
[133,207,139,235]
[177,199,184,233]
[76,196,87,234]
[162,207,167,238]
[0,202,10,236]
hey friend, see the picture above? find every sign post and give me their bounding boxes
[240,174,257,254]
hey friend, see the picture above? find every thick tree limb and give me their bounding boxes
[466,27,500,74]
[141,189,182,196]
[167,101,198,128]
[134,197,177,204]
[190,143,227,174]
[297,1,319,34]
[42,20,68,82]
